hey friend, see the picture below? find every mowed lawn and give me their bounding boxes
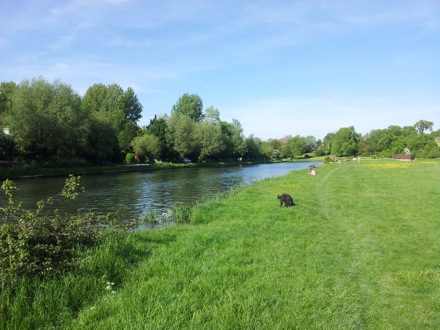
[3,160,439,329]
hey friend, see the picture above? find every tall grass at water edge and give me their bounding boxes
[1,159,440,329]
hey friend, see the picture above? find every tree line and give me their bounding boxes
[1,77,439,165]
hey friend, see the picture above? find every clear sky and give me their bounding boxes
[1,0,439,140]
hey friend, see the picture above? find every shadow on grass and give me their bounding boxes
[0,230,178,330]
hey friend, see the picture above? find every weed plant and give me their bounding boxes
[1,159,439,329]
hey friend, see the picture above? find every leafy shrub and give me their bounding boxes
[324,156,333,163]
[0,175,132,288]
[314,147,327,157]
[125,152,135,164]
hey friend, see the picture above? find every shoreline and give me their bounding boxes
[0,159,290,180]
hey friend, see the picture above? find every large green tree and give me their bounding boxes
[414,120,433,135]
[146,115,176,162]
[171,93,204,122]
[244,135,264,160]
[167,112,197,159]
[82,83,142,155]
[6,78,87,160]
[331,126,360,157]
[0,81,16,127]
[195,121,225,161]
[219,119,247,160]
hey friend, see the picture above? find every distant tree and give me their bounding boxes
[331,126,360,156]
[261,139,281,159]
[171,93,204,122]
[84,119,118,163]
[123,87,143,123]
[131,133,160,163]
[304,136,317,153]
[167,112,196,159]
[118,121,142,154]
[271,149,281,160]
[280,136,294,159]
[204,106,221,124]
[414,120,433,135]
[6,78,87,160]
[195,121,225,161]
[81,83,108,114]
[82,83,143,156]
[244,135,264,160]
[0,81,17,126]
[359,130,382,156]
[229,119,247,158]
[218,119,247,160]
[322,133,336,154]
[146,115,176,161]
[287,135,308,157]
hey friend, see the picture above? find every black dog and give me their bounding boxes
[277,194,296,207]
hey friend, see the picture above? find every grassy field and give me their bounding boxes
[1,159,439,329]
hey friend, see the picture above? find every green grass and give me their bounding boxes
[1,159,440,329]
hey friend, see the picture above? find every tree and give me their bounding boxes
[229,119,247,159]
[0,81,16,127]
[146,115,176,161]
[83,119,118,163]
[360,130,383,156]
[322,133,336,154]
[414,120,433,135]
[261,139,281,159]
[244,135,264,160]
[82,83,143,156]
[118,121,142,154]
[6,78,87,160]
[167,112,196,159]
[204,106,221,124]
[195,121,225,161]
[131,133,160,163]
[331,126,360,157]
[171,93,204,122]
[123,87,143,123]
[287,135,309,157]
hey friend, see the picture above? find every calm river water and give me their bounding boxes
[9,162,319,222]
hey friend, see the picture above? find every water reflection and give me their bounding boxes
[9,162,319,221]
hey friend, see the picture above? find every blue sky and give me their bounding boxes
[1,0,439,140]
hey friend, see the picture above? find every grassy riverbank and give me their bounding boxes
[2,159,440,329]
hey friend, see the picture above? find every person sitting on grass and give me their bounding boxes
[308,166,316,176]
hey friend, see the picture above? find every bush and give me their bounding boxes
[0,175,133,288]
[125,152,135,164]
[324,156,333,163]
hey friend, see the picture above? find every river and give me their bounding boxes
[7,162,319,223]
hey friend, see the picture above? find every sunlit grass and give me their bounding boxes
[1,159,440,329]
